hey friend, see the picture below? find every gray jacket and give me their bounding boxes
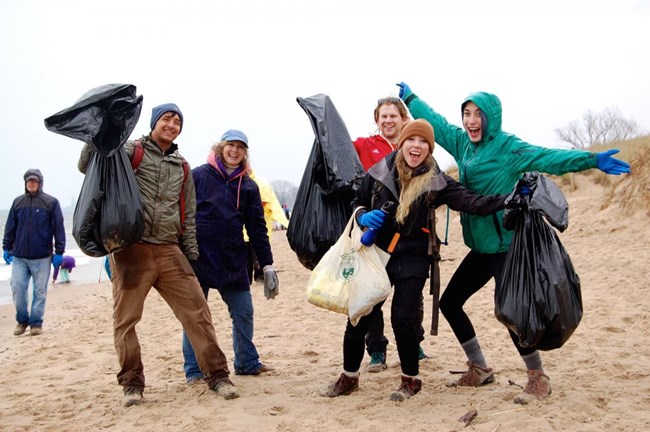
[77,135,198,259]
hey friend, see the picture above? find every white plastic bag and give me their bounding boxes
[306,214,391,325]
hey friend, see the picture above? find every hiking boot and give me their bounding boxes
[446,361,495,387]
[186,375,204,386]
[390,375,422,401]
[13,323,28,336]
[366,352,387,373]
[210,378,239,400]
[514,370,551,405]
[123,387,143,407]
[418,345,429,360]
[29,326,43,336]
[319,373,359,397]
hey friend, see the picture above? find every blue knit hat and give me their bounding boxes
[150,103,183,132]
[220,129,249,147]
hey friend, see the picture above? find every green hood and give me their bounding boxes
[462,92,502,144]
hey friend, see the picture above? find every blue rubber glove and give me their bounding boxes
[358,210,386,229]
[52,253,64,269]
[596,149,631,175]
[396,82,412,100]
[3,250,12,265]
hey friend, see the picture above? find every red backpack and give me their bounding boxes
[130,140,190,233]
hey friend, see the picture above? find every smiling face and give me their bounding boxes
[376,103,408,144]
[151,112,182,150]
[463,101,483,143]
[400,135,430,168]
[222,141,247,167]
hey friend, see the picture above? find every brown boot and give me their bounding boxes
[514,370,551,404]
[390,375,422,401]
[319,373,359,397]
[446,361,495,387]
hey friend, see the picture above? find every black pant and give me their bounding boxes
[365,296,425,355]
[345,277,426,377]
[439,250,535,357]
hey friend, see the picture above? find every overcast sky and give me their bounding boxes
[1,0,648,209]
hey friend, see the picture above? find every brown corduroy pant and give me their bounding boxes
[110,242,229,390]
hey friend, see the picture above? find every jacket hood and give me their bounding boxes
[462,92,502,143]
[23,168,43,192]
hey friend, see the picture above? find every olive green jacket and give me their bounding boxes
[406,91,597,253]
[77,135,198,259]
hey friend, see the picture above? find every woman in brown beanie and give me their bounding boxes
[320,119,508,401]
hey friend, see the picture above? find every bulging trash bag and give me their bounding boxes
[504,171,569,232]
[496,175,582,350]
[73,149,144,257]
[44,84,144,256]
[288,94,365,270]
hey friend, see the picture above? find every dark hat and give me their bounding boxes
[397,119,435,154]
[220,129,249,147]
[150,103,183,132]
[24,168,43,183]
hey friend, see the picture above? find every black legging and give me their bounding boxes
[343,276,426,377]
[439,250,535,357]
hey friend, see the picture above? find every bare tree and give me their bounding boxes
[555,107,641,149]
[270,180,298,209]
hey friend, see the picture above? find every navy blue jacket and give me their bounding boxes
[3,173,65,259]
[192,163,273,290]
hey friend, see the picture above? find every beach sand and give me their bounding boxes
[1,174,649,432]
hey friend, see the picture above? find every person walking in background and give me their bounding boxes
[182,129,279,381]
[352,96,428,373]
[52,255,76,284]
[321,120,507,401]
[245,168,289,283]
[78,103,238,406]
[398,82,631,404]
[3,168,65,336]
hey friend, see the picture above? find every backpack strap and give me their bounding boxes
[129,140,191,234]
[130,140,145,172]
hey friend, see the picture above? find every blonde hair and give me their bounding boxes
[394,151,436,225]
[211,140,249,169]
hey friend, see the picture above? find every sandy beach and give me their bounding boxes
[1,172,649,432]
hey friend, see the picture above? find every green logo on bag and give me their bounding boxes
[337,250,359,282]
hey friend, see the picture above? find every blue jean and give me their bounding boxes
[11,257,51,327]
[183,287,261,379]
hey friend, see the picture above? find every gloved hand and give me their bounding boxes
[396,82,413,100]
[52,253,63,269]
[3,250,12,265]
[596,149,631,175]
[358,209,386,229]
[263,265,279,300]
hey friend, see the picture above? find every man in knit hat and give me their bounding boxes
[78,103,238,406]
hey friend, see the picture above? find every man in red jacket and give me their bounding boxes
[352,97,428,373]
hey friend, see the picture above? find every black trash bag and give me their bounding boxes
[73,149,144,256]
[44,83,143,157]
[495,176,582,350]
[503,171,569,232]
[288,94,365,270]
[44,84,144,257]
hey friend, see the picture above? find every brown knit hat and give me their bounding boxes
[397,119,435,153]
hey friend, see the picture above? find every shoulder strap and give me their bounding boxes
[130,140,144,171]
